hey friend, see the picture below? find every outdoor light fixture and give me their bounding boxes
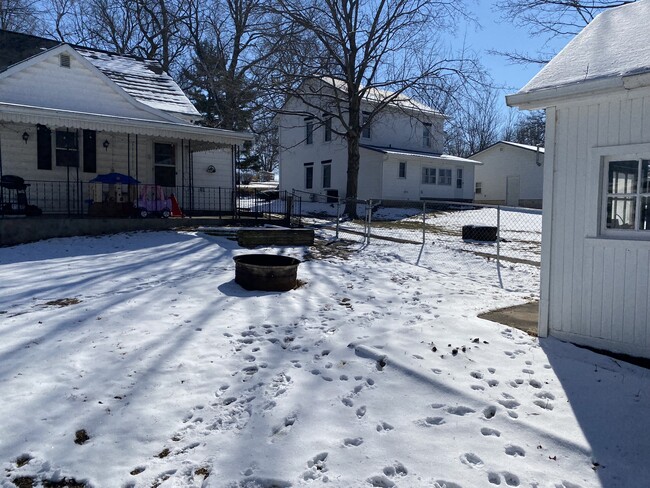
[22,132,29,143]
[103,139,110,151]
[206,165,216,173]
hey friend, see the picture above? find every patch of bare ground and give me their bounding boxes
[44,298,81,307]
[304,238,356,261]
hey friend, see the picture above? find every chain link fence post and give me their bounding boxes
[336,198,341,240]
[367,200,372,244]
[422,201,426,244]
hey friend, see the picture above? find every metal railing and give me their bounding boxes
[1,180,301,226]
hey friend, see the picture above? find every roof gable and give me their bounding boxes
[515,0,650,97]
[0,44,182,122]
[0,30,199,120]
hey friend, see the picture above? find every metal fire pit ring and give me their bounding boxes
[234,254,301,291]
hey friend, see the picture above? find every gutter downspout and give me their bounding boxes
[538,106,557,338]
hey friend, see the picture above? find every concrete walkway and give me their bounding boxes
[478,301,539,336]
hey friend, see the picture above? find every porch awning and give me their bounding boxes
[0,102,253,146]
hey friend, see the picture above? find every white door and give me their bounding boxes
[506,176,520,206]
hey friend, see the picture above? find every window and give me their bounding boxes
[322,161,332,188]
[456,168,463,189]
[56,130,79,167]
[603,158,650,231]
[475,181,482,194]
[37,124,52,170]
[305,119,314,145]
[82,130,97,173]
[324,117,332,142]
[362,112,371,139]
[398,161,407,179]
[423,123,431,148]
[422,167,436,184]
[305,163,314,189]
[154,143,176,187]
[439,168,452,186]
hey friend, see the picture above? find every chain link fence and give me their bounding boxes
[292,191,542,287]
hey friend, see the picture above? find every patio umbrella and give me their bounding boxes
[89,173,140,185]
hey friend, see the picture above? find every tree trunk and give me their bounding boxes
[344,135,361,218]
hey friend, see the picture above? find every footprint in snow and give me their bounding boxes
[502,471,521,486]
[368,475,395,487]
[376,421,394,432]
[383,461,408,477]
[460,452,484,468]
[481,427,501,437]
[343,437,363,447]
[505,445,525,457]
[356,406,367,418]
[446,405,475,416]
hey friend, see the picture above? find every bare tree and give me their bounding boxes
[494,0,637,64]
[264,0,470,217]
[0,0,41,32]
[46,0,192,73]
[501,109,545,146]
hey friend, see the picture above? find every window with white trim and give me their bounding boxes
[322,160,332,188]
[324,117,332,142]
[603,158,650,232]
[423,123,431,148]
[305,163,314,189]
[361,112,371,139]
[456,168,463,189]
[438,168,452,186]
[422,167,436,184]
[398,161,407,179]
[475,181,482,194]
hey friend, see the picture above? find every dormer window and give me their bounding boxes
[60,53,71,68]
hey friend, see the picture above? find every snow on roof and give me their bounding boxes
[471,141,545,158]
[76,48,200,118]
[320,77,442,116]
[361,144,481,164]
[517,0,650,95]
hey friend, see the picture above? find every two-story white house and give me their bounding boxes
[277,79,479,202]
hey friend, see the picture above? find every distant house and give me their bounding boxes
[277,78,479,202]
[507,1,650,359]
[0,30,252,215]
[472,141,544,208]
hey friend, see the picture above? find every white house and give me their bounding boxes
[507,0,650,359]
[472,141,544,208]
[0,30,252,215]
[277,79,479,202]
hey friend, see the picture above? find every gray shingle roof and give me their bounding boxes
[517,0,650,95]
[0,30,199,119]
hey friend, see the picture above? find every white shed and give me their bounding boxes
[472,141,544,208]
[507,0,650,359]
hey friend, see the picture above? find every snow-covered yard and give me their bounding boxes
[1,230,648,487]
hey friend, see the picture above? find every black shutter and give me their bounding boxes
[83,130,96,173]
[37,125,52,170]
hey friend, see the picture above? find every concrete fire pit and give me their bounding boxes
[234,254,301,291]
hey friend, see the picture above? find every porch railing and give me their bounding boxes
[1,180,299,226]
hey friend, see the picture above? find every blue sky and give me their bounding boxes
[454,2,570,114]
